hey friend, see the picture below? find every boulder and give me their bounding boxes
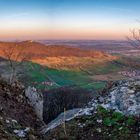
[87,79,140,116]
[25,87,43,120]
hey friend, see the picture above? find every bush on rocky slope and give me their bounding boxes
[46,106,139,140]
[0,79,44,139]
[1,77,140,140]
[45,80,140,140]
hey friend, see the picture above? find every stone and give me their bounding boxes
[25,86,43,120]
[96,128,102,133]
[42,79,140,134]
[97,119,102,123]
[79,79,140,116]
[98,97,104,103]
[100,79,140,116]
[13,129,26,138]
[29,134,36,140]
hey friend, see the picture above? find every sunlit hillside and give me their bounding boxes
[0,41,117,70]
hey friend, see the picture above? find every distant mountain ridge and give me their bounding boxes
[0,41,117,70]
[0,40,115,58]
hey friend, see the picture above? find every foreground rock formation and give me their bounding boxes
[25,86,43,120]
[44,79,140,140]
[0,79,44,139]
[1,78,140,140]
[99,80,140,115]
[85,79,140,116]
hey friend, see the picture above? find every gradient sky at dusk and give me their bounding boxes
[0,0,140,40]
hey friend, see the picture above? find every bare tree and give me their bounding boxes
[2,44,29,84]
[127,29,140,48]
[128,27,140,140]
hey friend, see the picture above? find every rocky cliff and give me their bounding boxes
[1,78,140,140]
[45,79,140,140]
[25,86,43,120]
[0,79,45,139]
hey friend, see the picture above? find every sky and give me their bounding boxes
[0,0,140,40]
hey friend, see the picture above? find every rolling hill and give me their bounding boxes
[0,41,124,91]
[0,41,117,70]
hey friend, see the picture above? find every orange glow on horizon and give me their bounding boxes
[0,22,133,40]
[45,27,129,40]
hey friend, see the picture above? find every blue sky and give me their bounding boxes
[0,0,140,40]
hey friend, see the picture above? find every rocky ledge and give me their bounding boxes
[85,79,140,116]
[43,80,140,137]
[1,78,140,140]
[44,79,140,140]
[0,79,45,140]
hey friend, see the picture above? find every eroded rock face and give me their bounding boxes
[0,79,42,130]
[42,79,140,134]
[84,80,140,116]
[25,87,43,120]
[104,80,140,115]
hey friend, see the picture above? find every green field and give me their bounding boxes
[10,55,140,92]
[20,62,105,90]
[21,60,124,91]
[3,55,138,91]
[87,61,122,75]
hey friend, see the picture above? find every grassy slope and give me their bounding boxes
[24,62,101,90]
[86,61,122,75]
[22,60,124,91]
[0,41,118,91]
[2,55,138,91]
[26,54,140,91]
